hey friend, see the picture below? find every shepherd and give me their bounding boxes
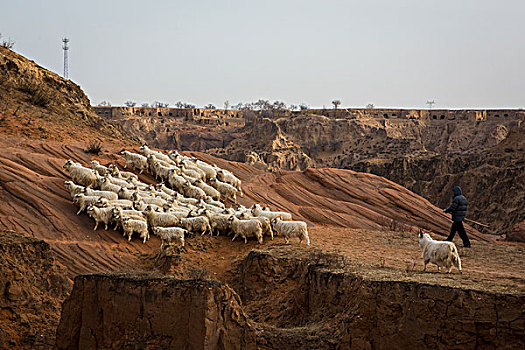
[444,186,471,248]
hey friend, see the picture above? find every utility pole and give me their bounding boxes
[62,37,69,79]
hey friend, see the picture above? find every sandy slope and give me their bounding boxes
[0,134,499,278]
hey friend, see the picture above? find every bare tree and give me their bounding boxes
[124,100,136,107]
[272,100,287,111]
[0,34,15,49]
[254,99,271,111]
[299,103,309,111]
[204,104,216,109]
[332,100,341,110]
[366,103,374,109]
[152,101,169,108]
[289,104,297,111]
[98,101,111,107]
[174,101,184,108]
[232,102,244,110]
[224,100,230,111]
[141,103,149,108]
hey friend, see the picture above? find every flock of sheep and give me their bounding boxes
[63,145,310,248]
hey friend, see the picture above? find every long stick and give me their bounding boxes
[464,218,490,228]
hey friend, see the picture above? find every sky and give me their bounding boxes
[2,0,524,109]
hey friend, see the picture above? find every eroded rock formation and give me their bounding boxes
[0,230,71,349]
[56,274,257,350]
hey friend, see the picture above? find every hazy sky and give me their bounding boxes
[3,0,524,109]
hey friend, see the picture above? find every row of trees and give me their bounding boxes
[99,99,309,111]
[98,100,378,111]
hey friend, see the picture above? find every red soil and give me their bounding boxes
[0,134,522,296]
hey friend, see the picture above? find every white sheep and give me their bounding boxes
[209,177,237,203]
[143,206,180,227]
[203,211,232,236]
[193,179,221,201]
[216,169,243,197]
[119,150,148,173]
[82,187,118,201]
[156,183,178,197]
[270,218,310,245]
[139,144,173,164]
[147,155,171,180]
[131,192,167,207]
[96,198,134,210]
[252,204,292,221]
[64,181,85,198]
[166,169,187,192]
[179,216,212,236]
[180,166,204,182]
[121,217,149,243]
[240,212,273,240]
[153,227,186,248]
[228,216,263,244]
[175,193,199,206]
[86,205,114,230]
[196,199,223,214]
[181,161,206,179]
[181,182,206,201]
[104,174,133,189]
[168,150,182,166]
[98,177,121,193]
[111,207,146,230]
[63,160,98,187]
[418,231,462,274]
[193,160,217,180]
[107,163,138,180]
[91,160,110,176]
[72,194,101,215]
[204,196,225,209]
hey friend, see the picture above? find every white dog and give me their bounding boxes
[418,230,462,274]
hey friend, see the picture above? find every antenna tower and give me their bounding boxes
[62,37,69,79]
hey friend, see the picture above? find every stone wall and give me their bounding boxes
[95,106,524,125]
[300,108,525,123]
[95,106,243,121]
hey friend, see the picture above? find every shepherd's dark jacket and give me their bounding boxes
[444,186,467,222]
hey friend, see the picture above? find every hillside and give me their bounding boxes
[0,48,523,349]
[0,46,132,143]
[100,108,524,236]
[0,133,494,276]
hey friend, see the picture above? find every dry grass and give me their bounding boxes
[85,140,102,155]
[17,79,52,107]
